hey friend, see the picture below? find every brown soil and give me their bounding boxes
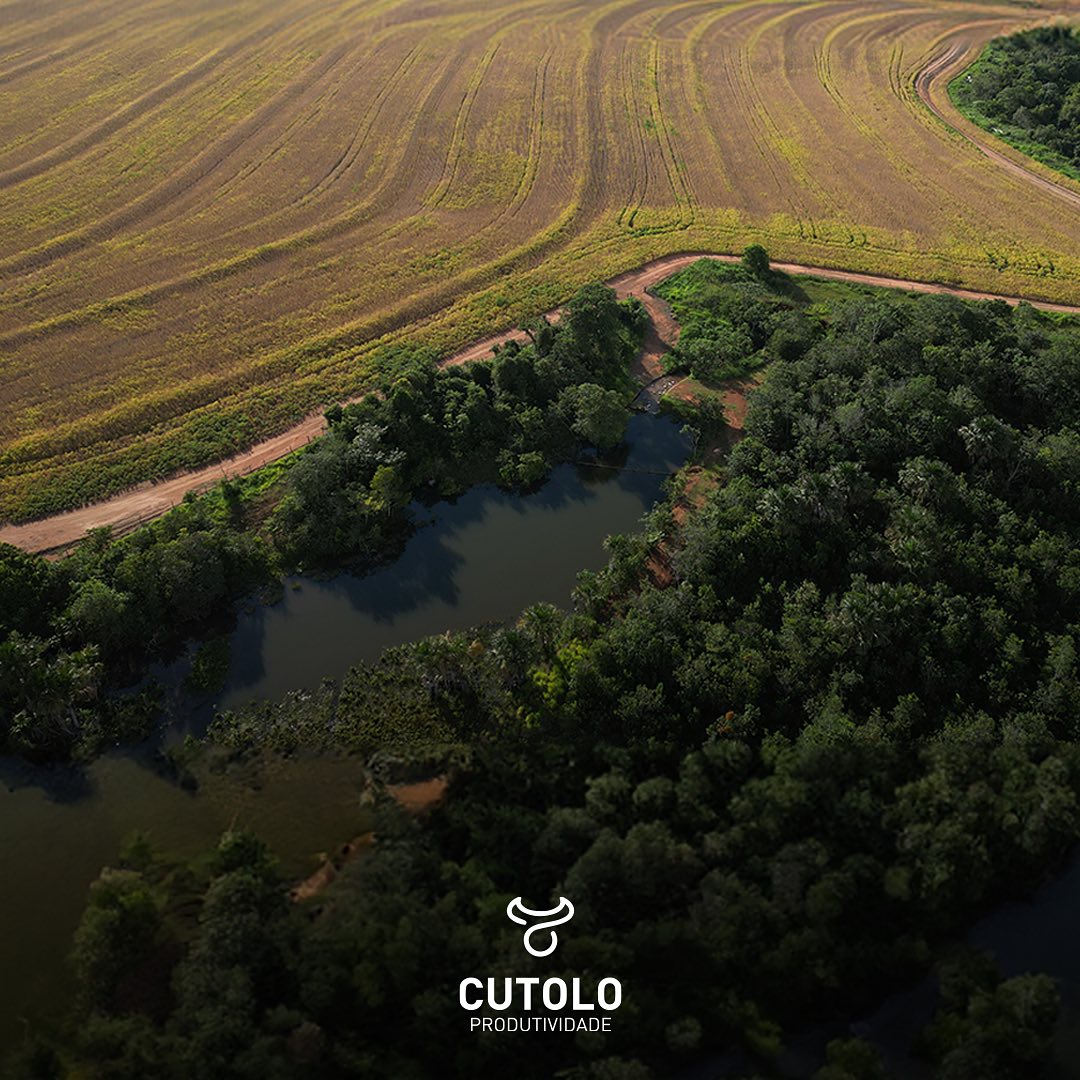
[289,832,373,903]
[645,465,721,588]
[663,371,766,433]
[4,252,1080,557]
[385,775,449,814]
[288,776,448,903]
[5,1,1078,528]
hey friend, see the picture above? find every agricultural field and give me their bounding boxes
[2,0,1080,522]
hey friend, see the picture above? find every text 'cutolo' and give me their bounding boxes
[459,977,622,1012]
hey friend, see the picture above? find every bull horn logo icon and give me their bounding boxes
[506,896,575,957]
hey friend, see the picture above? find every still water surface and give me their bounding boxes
[209,413,691,713]
[0,415,690,1050]
[10,412,1077,1074]
[859,853,1080,1078]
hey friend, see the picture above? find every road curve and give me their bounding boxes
[3,251,1080,556]
[915,40,1080,213]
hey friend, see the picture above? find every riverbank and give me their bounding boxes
[4,255,1079,556]
[0,411,692,1053]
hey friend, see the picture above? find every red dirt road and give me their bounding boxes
[916,41,1080,214]
[3,252,1080,556]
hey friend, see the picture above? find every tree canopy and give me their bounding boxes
[38,268,1080,1078]
[952,26,1080,177]
[0,286,641,761]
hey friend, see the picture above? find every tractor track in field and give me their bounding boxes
[914,39,1080,213]
[0,0,331,194]
[4,250,1080,556]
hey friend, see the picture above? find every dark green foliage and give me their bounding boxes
[0,497,274,759]
[3,1038,63,1080]
[918,952,1060,1079]
[741,243,772,281]
[557,383,629,450]
[270,286,640,565]
[952,26,1080,179]
[813,1038,887,1080]
[0,286,640,761]
[60,832,302,1080]
[0,543,60,637]
[655,254,817,383]
[185,635,231,695]
[677,324,755,383]
[50,280,1080,1077]
[72,868,164,1015]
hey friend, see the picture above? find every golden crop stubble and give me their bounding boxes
[1,0,1078,522]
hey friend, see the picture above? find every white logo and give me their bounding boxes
[461,895,621,1030]
[506,896,575,957]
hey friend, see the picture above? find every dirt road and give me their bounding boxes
[4,251,1080,556]
[915,41,1080,213]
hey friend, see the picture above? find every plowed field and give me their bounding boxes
[1,0,1077,521]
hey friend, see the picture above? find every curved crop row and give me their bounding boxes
[1,0,1079,522]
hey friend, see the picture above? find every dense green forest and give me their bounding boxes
[19,262,1080,1079]
[951,25,1080,180]
[0,286,643,761]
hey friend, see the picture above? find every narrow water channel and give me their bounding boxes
[0,414,692,1052]
[861,851,1080,1079]
[204,412,693,716]
[5,412,1080,1073]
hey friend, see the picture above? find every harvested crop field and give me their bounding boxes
[1,0,1079,522]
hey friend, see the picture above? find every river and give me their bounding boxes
[857,852,1080,1078]
[0,414,691,1052]
[5,410,1080,1072]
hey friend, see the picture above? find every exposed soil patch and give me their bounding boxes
[645,464,721,588]
[288,775,448,903]
[290,832,373,903]
[664,371,766,432]
[386,775,449,814]
[4,8,1078,528]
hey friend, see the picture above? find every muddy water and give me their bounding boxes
[0,414,692,1051]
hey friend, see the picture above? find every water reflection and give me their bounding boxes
[0,753,371,1052]
[0,414,690,1053]
[772,851,1080,1078]
[0,756,96,805]
[209,414,690,713]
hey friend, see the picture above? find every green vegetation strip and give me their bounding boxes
[0,286,644,761]
[949,25,1080,185]
[8,257,1080,1078]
